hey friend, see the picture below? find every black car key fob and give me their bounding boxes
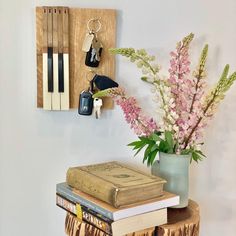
[78,91,93,115]
[85,46,102,68]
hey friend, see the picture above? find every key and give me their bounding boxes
[92,38,103,61]
[82,32,94,52]
[85,35,103,67]
[93,98,103,119]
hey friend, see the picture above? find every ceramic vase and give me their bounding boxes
[151,152,191,208]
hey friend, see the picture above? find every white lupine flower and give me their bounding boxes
[169,98,174,104]
[195,144,202,151]
[147,77,154,83]
[170,111,178,119]
[136,61,143,68]
[167,114,174,122]
[173,125,179,132]
[160,133,165,139]
[159,121,164,127]
[163,94,169,101]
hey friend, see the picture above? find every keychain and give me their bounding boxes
[78,87,93,116]
[82,18,103,68]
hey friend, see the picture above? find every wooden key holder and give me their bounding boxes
[36,6,116,110]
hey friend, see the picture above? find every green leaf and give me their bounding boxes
[143,143,155,162]
[134,143,148,156]
[192,152,199,163]
[134,146,145,157]
[128,141,143,147]
[147,149,159,166]
[195,150,206,158]
[191,150,205,163]
[181,149,191,155]
[159,140,169,153]
[139,136,153,145]
[93,89,112,98]
[151,144,158,152]
[151,133,162,142]
[165,131,174,152]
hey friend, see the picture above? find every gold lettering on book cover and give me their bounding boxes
[80,162,159,187]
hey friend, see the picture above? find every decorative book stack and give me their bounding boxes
[56,161,179,236]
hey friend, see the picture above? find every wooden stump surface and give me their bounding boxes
[157,200,200,236]
[65,212,155,236]
[64,200,199,236]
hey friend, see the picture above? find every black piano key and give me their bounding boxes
[47,47,54,92]
[58,53,64,93]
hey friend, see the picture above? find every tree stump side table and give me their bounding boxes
[157,200,200,236]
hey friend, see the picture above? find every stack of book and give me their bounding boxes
[56,161,179,236]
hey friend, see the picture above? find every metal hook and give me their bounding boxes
[87,18,102,33]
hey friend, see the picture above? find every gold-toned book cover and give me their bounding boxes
[66,161,166,208]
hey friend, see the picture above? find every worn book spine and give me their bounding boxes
[56,182,114,220]
[56,193,113,235]
[66,166,165,208]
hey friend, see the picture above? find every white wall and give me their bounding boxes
[0,0,236,235]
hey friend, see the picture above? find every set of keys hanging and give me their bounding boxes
[79,18,104,119]
[78,74,119,119]
[82,18,103,68]
[79,18,118,119]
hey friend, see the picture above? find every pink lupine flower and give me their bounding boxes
[165,36,209,151]
[108,87,159,136]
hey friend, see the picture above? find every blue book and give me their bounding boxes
[56,182,179,221]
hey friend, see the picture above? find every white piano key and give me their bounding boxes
[60,53,70,110]
[43,53,52,110]
[52,54,61,110]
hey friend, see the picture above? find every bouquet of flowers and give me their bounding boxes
[94,33,236,166]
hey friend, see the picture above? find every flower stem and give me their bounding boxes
[183,90,217,149]
[189,69,203,113]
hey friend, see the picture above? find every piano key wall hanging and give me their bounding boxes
[36,7,116,110]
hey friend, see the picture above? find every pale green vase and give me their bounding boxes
[151,152,191,208]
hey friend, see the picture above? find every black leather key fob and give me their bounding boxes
[78,91,93,115]
[92,74,119,91]
[85,46,102,68]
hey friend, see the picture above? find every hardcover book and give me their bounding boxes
[66,161,166,208]
[65,212,157,236]
[56,194,113,235]
[57,193,167,236]
[56,182,179,221]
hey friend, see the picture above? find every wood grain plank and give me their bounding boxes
[63,7,69,54]
[57,7,63,54]
[69,8,116,109]
[36,7,43,107]
[42,7,52,110]
[60,7,70,110]
[52,7,61,110]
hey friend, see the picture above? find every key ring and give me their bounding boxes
[86,69,97,92]
[86,69,96,82]
[87,18,102,33]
